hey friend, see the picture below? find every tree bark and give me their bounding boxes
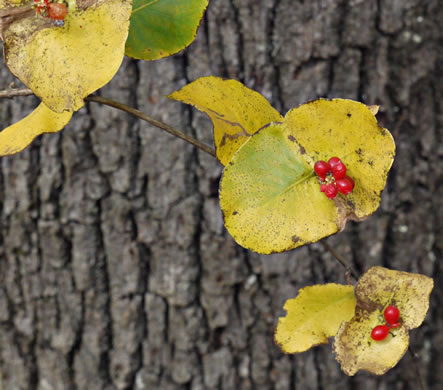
[0,0,441,389]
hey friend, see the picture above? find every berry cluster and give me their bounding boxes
[314,157,355,199]
[33,0,68,21]
[371,305,401,341]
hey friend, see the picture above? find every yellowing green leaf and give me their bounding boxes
[0,103,72,156]
[334,307,409,376]
[334,266,434,376]
[3,0,132,113]
[169,76,283,166]
[275,284,356,353]
[219,98,395,254]
[126,0,209,61]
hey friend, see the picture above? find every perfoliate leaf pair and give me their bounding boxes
[169,77,396,254]
[0,0,132,154]
[334,266,433,375]
[0,0,208,156]
[274,267,433,376]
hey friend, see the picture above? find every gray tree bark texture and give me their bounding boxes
[0,0,441,389]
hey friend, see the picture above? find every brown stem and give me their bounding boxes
[0,88,33,99]
[85,95,216,158]
[320,241,359,281]
[0,88,216,158]
[0,5,34,41]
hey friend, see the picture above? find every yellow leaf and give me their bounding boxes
[3,0,132,112]
[219,99,395,254]
[0,103,72,156]
[169,76,283,166]
[275,284,356,353]
[334,266,433,376]
[283,99,395,221]
[334,308,409,376]
[354,266,434,330]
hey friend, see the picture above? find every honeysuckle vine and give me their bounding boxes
[0,80,430,389]
[0,85,353,272]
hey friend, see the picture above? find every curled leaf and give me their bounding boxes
[275,284,356,353]
[169,76,283,166]
[0,103,72,156]
[334,266,434,376]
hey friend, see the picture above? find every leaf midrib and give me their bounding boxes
[132,0,161,15]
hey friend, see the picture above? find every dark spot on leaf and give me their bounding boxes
[291,235,301,243]
[347,113,352,118]
[233,211,238,215]
[299,145,306,155]
[288,135,296,142]
[368,160,374,167]
[356,148,363,156]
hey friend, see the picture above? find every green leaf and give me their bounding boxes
[169,76,283,165]
[275,284,356,353]
[126,0,209,60]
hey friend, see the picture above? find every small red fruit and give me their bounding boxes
[47,3,68,20]
[384,305,400,324]
[328,157,341,170]
[324,183,338,199]
[314,160,330,178]
[335,176,354,195]
[332,161,347,180]
[320,184,327,192]
[371,325,389,341]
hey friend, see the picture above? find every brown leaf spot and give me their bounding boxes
[233,211,238,216]
[288,135,296,142]
[347,113,352,118]
[291,235,301,243]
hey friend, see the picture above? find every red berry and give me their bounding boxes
[314,160,330,178]
[335,176,354,195]
[384,306,400,324]
[324,183,338,199]
[328,157,341,170]
[320,184,327,192]
[371,325,389,341]
[332,161,347,180]
[345,176,354,189]
[47,3,68,20]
